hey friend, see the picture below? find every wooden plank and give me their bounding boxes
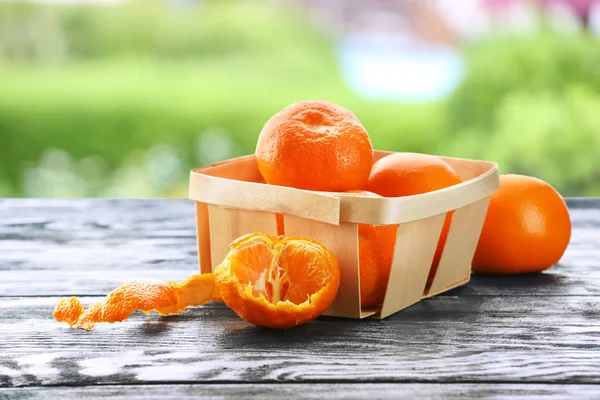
[0,199,198,275]
[208,206,277,270]
[1,296,599,387]
[427,197,490,297]
[3,383,600,399]
[0,269,198,296]
[378,214,445,318]
[0,199,599,297]
[3,257,596,299]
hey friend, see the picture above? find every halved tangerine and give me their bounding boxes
[214,233,340,329]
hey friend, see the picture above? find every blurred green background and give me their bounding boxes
[1,0,599,197]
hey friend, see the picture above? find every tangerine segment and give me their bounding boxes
[53,274,221,331]
[214,233,340,329]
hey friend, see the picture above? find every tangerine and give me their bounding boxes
[365,153,462,289]
[214,232,340,328]
[473,174,571,274]
[256,100,374,192]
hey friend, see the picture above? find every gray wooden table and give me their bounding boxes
[1,199,599,399]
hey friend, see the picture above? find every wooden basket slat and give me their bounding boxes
[195,202,212,274]
[377,213,446,319]
[283,215,361,319]
[207,206,278,271]
[427,196,492,297]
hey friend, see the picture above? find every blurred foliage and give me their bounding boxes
[0,0,599,197]
[445,29,600,196]
[0,0,334,63]
[448,30,600,130]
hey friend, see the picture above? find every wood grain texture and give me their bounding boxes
[3,383,600,400]
[428,197,490,297]
[1,295,599,387]
[1,198,600,393]
[1,199,597,297]
[207,206,278,270]
[379,213,445,318]
[189,156,342,225]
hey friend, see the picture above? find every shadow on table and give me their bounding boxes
[214,319,358,350]
[446,269,572,296]
[137,320,173,336]
[130,269,575,349]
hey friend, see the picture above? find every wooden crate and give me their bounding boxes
[188,151,500,319]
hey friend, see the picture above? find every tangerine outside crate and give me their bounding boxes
[188,150,500,319]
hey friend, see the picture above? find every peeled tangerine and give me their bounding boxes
[54,233,340,330]
[214,233,340,329]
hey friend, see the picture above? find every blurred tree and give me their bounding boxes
[445,28,600,195]
[448,28,600,131]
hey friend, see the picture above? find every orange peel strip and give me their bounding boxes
[53,273,221,331]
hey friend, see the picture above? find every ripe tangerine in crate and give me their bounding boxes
[188,151,500,319]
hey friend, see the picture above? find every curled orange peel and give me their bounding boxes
[53,273,221,330]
